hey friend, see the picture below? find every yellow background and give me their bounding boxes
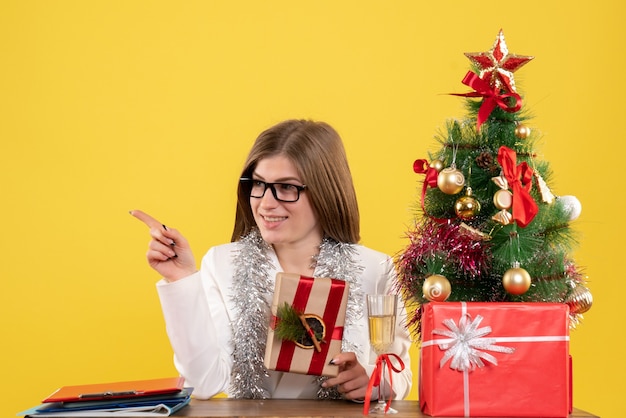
[1,1,622,417]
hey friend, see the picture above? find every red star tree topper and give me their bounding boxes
[464,29,533,93]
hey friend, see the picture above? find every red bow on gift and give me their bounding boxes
[452,71,522,131]
[497,146,538,228]
[363,353,405,415]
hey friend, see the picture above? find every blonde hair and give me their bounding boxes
[232,119,360,243]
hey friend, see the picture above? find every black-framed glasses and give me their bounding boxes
[240,178,307,202]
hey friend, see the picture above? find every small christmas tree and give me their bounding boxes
[396,30,592,339]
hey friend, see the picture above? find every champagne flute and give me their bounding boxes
[366,294,398,414]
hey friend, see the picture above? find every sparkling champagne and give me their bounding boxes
[368,314,396,354]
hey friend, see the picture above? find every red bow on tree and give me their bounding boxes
[413,159,449,225]
[497,146,538,227]
[452,71,522,131]
[413,159,438,187]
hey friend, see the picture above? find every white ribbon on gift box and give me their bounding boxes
[421,302,570,417]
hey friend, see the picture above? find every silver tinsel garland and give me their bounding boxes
[229,229,364,399]
[229,230,274,399]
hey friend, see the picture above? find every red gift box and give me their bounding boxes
[264,273,349,377]
[420,302,571,417]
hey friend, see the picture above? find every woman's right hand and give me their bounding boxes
[130,209,197,282]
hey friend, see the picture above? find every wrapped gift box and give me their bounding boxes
[264,273,349,377]
[420,302,571,417]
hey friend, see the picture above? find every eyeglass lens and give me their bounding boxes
[247,180,304,202]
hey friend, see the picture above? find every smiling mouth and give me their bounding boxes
[262,215,287,222]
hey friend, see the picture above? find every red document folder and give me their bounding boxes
[42,376,185,403]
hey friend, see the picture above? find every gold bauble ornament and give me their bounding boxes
[455,187,481,220]
[565,285,593,314]
[430,159,444,172]
[423,274,452,302]
[502,265,531,295]
[493,189,513,210]
[437,166,465,195]
[515,124,531,139]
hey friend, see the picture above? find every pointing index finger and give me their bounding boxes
[129,209,163,230]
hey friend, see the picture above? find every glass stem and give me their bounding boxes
[379,361,386,406]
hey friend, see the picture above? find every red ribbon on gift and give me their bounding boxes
[363,353,405,415]
[420,302,570,417]
[451,71,522,131]
[497,146,538,228]
[274,276,347,375]
[413,159,449,225]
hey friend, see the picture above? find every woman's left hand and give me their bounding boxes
[322,352,369,401]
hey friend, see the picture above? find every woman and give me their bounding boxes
[131,119,412,400]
